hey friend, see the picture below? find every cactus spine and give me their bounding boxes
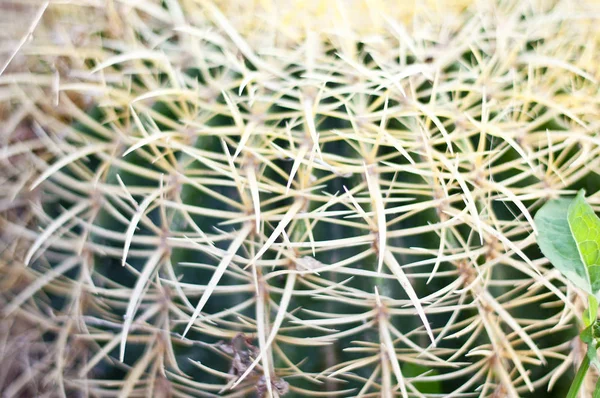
[1,0,599,396]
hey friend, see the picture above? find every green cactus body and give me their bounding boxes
[1,0,599,397]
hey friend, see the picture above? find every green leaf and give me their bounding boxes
[588,341,600,371]
[593,378,600,398]
[567,354,590,398]
[535,193,592,294]
[581,325,594,343]
[568,190,600,293]
[585,296,599,327]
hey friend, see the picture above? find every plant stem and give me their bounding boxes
[567,355,591,398]
[594,378,600,398]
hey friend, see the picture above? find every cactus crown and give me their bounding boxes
[1,0,599,396]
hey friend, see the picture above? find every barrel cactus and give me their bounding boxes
[1,0,599,396]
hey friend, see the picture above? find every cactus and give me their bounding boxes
[1,0,600,396]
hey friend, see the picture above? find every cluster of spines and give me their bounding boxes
[1,0,599,396]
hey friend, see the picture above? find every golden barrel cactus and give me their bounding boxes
[1,0,599,396]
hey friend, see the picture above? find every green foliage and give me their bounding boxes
[537,192,600,397]
[569,191,600,292]
[535,190,600,295]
